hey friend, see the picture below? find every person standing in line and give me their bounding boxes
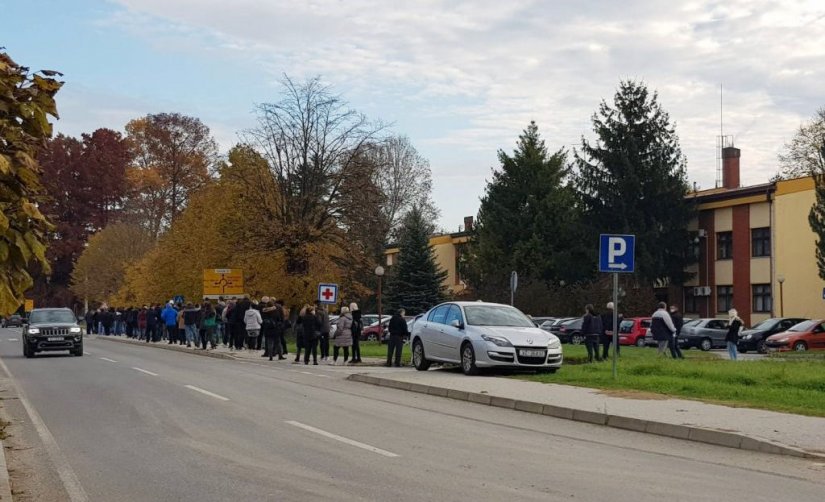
[84,309,94,335]
[145,304,158,343]
[252,299,265,351]
[582,304,602,363]
[137,306,148,341]
[244,302,262,352]
[726,309,742,361]
[333,306,353,365]
[386,309,409,367]
[222,300,235,348]
[231,298,249,351]
[263,300,286,361]
[668,305,685,359]
[650,302,676,356]
[260,298,277,359]
[100,307,114,336]
[161,302,177,343]
[302,305,321,365]
[600,302,621,360]
[183,302,200,348]
[275,302,289,360]
[202,302,217,350]
[215,298,226,348]
[316,302,331,362]
[350,303,363,363]
[293,306,306,363]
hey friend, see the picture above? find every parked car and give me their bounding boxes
[411,301,563,375]
[541,317,572,334]
[738,317,807,354]
[362,319,389,341]
[679,318,730,351]
[765,319,825,352]
[530,316,555,327]
[618,317,651,347]
[22,308,84,358]
[557,317,584,344]
[2,314,24,328]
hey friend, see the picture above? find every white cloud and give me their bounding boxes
[95,0,825,223]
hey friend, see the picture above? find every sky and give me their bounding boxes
[4,0,825,231]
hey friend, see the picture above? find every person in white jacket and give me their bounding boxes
[244,305,263,352]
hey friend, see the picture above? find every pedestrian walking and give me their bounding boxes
[386,309,409,367]
[651,302,676,356]
[333,306,353,365]
[668,305,685,359]
[243,301,262,351]
[582,304,602,363]
[302,305,321,365]
[600,302,621,359]
[726,309,742,361]
[350,303,363,363]
[316,302,331,362]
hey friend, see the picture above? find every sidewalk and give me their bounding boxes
[94,335,388,366]
[347,369,825,460]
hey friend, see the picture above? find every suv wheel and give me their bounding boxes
[412,339,430,371]
[635,337,646,348]
[23,342,33,358]
[73,342,84,357]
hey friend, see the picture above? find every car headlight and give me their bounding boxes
[548,338,561,349]
[28,328,40,334]
[741,334,752,340]
[481,335,513,347]
[70,327,81,333]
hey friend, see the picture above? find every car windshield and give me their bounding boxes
[750,319,777,330]
[29,310,75,324]
[464,305,535,327]
[619,320,634,333]
[788,320,817,332]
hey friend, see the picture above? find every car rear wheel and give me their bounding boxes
[635,337,646,348]
[461,342,479,376]
[757,340,768,354]
[570,334,584,345]
[366,333,377,342]
[793,341,808,352]
[412,339,430,371]
[700,338,712,351]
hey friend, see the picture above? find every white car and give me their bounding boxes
[411,301,563,375]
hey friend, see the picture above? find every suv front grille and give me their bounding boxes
[40,328,70,336]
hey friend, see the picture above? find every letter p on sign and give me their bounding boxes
[599,234,635,273]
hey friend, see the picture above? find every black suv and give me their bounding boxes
[23,308,83,358]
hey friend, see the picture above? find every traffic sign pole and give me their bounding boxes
[612,272,618,380]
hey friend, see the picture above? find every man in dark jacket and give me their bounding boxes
[582,304,602,363]
[668,305,685,359]
[651,302,676,356]
[600,302,622,360]
[386,309,409,367]
[145,304,159,343]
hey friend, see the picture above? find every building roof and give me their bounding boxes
[688,182,775,204]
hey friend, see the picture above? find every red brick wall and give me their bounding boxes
[732,205,751,326]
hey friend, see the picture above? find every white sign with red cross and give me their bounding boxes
[317,283,339,304]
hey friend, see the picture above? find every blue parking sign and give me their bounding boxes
[599,234,635,273]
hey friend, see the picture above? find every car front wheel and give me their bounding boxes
[635,337,645,347]
[793,341,808,351]
[757,340,768,354]
[700,338,713,351]
[23,341,33,358]
[461,343,479,376]
[367,333,377,342]
[570,334,584,345]
[412,339,430,371]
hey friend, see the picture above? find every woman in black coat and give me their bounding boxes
[302,306,321,365]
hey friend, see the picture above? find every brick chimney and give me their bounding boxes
[463,216,474,232]
[722,146,740,189]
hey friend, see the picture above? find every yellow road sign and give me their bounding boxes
[203,269,244,297]
[24,299,34,312]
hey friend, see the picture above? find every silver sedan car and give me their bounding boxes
[411,301,563,375]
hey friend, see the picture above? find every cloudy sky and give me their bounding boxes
[5,0,824,230]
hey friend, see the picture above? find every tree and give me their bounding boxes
[0,51,62,315]
[70,222,155,305]
[468,122,589,298]
[126,113,218,237]
[241,76,385,274]
[33,129,132,306]
[574,81,695,286]
[385,206,448,315]
[777,107,825,180]
[808,143,825,280]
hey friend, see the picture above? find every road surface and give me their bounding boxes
[0,328,822,501]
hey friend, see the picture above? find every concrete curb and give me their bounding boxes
[347,373,825,461]
[0,440,12,501]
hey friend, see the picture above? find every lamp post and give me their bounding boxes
[777,275,785,317]
[375,266,385,333]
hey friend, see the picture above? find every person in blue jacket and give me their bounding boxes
[161,302,179,343]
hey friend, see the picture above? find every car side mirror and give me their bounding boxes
[451,319,464,330]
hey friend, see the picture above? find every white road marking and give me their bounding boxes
[0,357,90,501]
[132,367,158,376]
[184,385,229,401]
[7,338,18,342]
[99,357,118,363]
[285,420,399,458]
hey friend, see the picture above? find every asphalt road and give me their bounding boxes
[0,328,823,502]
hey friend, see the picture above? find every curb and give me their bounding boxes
[0,440,12,501]
[347,373,825,461]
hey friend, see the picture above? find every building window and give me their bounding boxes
[717,232,732,260]
[752,227,770,257]
[717,286,733,313]
[752,284,772,313]
[683,287,699,313]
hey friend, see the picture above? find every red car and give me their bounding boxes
[764,319,825,352]
[618,317,651,347]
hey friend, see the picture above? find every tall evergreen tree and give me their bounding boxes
[574,81,694,285]
[386,206,448,315]
[469,121,588,294]
[808,143,825,280]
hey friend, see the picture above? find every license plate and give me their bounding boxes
[48,337,64,342]
[519,349,546,357]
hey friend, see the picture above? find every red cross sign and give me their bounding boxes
[317,283,338,304]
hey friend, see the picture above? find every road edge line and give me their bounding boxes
[0,357,90,502]
[346,373,825,461]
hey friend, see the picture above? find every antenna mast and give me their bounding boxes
[716,83,732,188]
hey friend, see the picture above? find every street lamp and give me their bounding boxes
[777,275,785,317]
[375,266,385,335]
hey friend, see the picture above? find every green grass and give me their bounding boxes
[520,345,825,417]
